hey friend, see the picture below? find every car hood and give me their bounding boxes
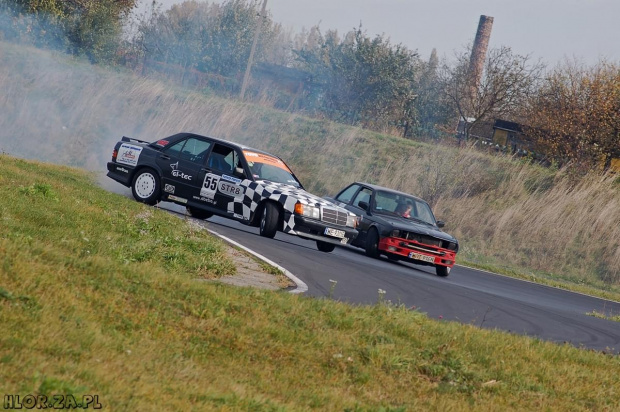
[258,181,352,214]
[378,213,457,243]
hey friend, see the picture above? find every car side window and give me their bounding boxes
[179,138,212,164]
[335,184,360,204]
[207,144,237,174]
[165,140,185,158]
[352,187,373,209]
[164,138,212,164]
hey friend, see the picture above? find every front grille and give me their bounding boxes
[322,207,348,226]
[403,232,442,247]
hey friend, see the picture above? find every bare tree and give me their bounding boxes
[439,46,544,140]
[524,60,620,170]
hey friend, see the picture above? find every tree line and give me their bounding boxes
[1,0,618,171]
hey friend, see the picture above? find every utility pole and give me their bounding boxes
[239,0,268,100]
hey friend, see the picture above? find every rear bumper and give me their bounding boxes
[378,236,456,267]
[106,162,133,187]
[293,215,358,246]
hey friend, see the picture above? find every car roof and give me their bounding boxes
[164,132,279,158]
[352,182,427,203]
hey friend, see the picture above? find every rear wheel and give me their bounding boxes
[436,266,451,277]
[316,241,336,253]
[259,202,279,238]
[131,168,160,205]
[365,228,380,258]
[186,206,213,220]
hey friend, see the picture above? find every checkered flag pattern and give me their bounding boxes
[225,180,343,233]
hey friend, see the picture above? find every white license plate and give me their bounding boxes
[324,227,346,238]
[408,252,435,263]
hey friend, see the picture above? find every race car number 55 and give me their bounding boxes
[201,173,220,198]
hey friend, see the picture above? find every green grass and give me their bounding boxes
[2,156,620,410]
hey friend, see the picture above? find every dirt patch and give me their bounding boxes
[217,245,295,290]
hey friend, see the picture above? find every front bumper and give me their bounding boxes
[379,236,457,267]
[292,215,358,246]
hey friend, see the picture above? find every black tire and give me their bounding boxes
[186,206,213,220]
[365,227,380,258]
[436,265,451,277]
[316,241,336,253]
[259,202,279,238]
[131,167,160,205]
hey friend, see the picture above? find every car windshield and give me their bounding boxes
[373,190,436,225]
[243,150,301,188]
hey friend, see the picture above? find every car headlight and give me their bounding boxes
[390,230,401,238]
[294,202,321,219]
[346,214,358,228]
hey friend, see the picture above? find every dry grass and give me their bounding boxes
[1,41,619,294]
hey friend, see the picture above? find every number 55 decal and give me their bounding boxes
[200,173,221,199]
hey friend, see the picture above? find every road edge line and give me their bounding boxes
[207,228,308,294]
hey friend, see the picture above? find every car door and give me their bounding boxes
[197,143,248,218]
[155,137,213,203]
[349,186,374,243]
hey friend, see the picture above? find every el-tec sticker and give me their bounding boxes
[117,143,143,167]
[201,173,220,199]
[242,151,292,173]
[218,180,244,198]
[170,162,192,180]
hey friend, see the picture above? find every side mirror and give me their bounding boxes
[358,201,369,211]
[234,167,246,179]
[436,220,445,228]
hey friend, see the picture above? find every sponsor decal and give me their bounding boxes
[221,174,242,184]
[116,166,129,173]
[164,184,175,194]
[168,195,188,204]
[242,150,291,173]
[217,180,244,198]
[117,143,143,167]
[233,213,244,220]
[192,195,216,204]
[170,162,192,180]
[200,173,220,199]
[155,139,169,147]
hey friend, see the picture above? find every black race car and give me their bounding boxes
[326,183,458,276]
[106,132,358,252]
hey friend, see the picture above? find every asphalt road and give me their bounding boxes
[150,199,620,354]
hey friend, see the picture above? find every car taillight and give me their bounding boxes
[112,149,117,161]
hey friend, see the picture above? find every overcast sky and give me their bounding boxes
[146,0,619,66]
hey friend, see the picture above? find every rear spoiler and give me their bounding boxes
[121,136,150,144]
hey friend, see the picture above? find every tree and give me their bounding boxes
[410,48,454,139]
[439,46,544,140]
[295,26,420,133]
[524,60,620,170]
[137,0,287,80]
[1,0,138,62]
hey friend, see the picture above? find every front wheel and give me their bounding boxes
[259,202,279,238]
[365,228,380,258]
[316,241,336,253]
[131,168,160,205]
[436,266,451,277]
[186,207,213,220]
